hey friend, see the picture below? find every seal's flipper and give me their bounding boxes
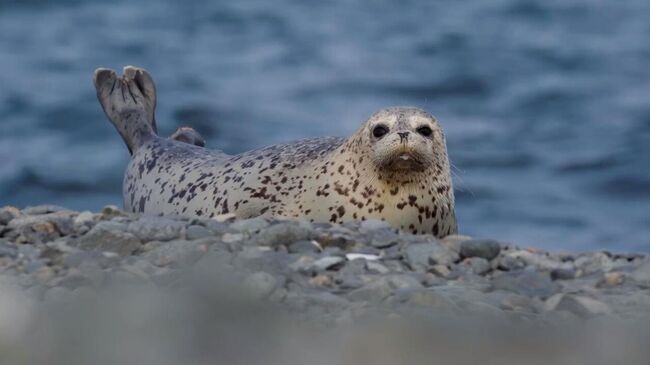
[123,66,157,134]
[170,127,206,147]
[94,66,158,154]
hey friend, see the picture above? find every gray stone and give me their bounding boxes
[551,267,576,280]
[401,289,460,312]
[288,240,321,254]
[553,294,611,318]
[312,256,345,271]
[630,262,650,287]
[0,206,20,225]
[492,269,560,299]
[366,261,390,274]
[429,244,458,266]
[470,257,491,275]
[252,222,312,246]
[186,225,212,240]
[359,219,391,232]
[369,231,400,249]
[75,221,141,256]
[243,271,278,298]
[460,239,501,261]
[128,217,184,242]
[403,243,437,271]
[0,243,18,258]
[22,205,68,215]
[143,240,205,268]
[231,217,270,233]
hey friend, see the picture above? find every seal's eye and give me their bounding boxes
[416,126,432,137]
[372,125,389,138]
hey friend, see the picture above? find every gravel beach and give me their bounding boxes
[1,205,650,364]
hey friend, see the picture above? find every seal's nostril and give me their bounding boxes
[397,132,409,142]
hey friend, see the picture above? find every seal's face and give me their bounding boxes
[365,107,447,173]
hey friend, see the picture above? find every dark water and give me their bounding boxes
[1,0,649,252]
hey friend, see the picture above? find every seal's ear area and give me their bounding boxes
[123,65,157,133]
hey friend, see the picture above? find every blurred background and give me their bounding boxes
[0,0,648,252]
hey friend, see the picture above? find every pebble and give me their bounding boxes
[186,225,213,240]
[243,271,277,298]
[128,217,184,242]
[551,294,612,318]
[469,257,491,276]
[403,243,438,271]
[492,269,560,299]
[460,239,501,261]
[311,256,345,271]
[0,206,21,225]
[252,222,312,246]
[74,221,141,256]
[0,205,647,334]
[230,217,269,233]
[288,240,321,254]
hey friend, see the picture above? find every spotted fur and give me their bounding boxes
[94,67,458,237]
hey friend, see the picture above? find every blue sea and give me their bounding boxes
[1,0,649,252]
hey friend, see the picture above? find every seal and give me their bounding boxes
[94,66,457,237]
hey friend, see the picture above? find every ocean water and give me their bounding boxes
[1,0,649,252]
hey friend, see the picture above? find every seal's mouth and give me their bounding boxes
[385,152,426,171]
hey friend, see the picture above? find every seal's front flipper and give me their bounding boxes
[170,126,206,147]
[93,66,158,154]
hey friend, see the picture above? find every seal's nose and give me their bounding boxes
[397,132,409,143]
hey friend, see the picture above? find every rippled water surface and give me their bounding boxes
[1,0,649,251]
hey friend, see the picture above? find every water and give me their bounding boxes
[1,0,649,252]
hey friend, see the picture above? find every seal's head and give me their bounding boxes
[363,107,448,174]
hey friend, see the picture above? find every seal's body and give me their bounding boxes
[94,67,457,236]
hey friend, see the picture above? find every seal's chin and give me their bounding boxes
[383,153,426,172]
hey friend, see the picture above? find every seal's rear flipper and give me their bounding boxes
[170,127,206,147]
[93,66,158,154]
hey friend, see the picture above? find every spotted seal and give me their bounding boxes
[93,66,457,237]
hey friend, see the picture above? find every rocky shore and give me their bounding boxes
[2,205,650,363]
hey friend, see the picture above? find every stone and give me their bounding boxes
[403,243,438,271]
[429,264,451,278]
[552,294,612,318]
[289,256,315,273]
[22,205,67,215]
[359,219,391,232]
[0,206,20,225]
[492,269,560,299]
[469,257,491,276]
[366,261,390,274]
[551,267,576,280]
[630,262,650,287]
[222,233,244,243]
[346,253,380,261]
[311,256,345,271]
[429,244,458,266]
[252,222,312,246]
[309,274,333,287]
[128,217,184,242]
[460,239,501,261]
[507,250,573,272]
[144,240,205,268]
[230,217,270,233]
[186,225,212,240]
[100,205,124,219]
[74,221,141,256]
[596,272,625,288]
[0,243,18,259]
[288,240,321,254]
[243,271,277,298]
